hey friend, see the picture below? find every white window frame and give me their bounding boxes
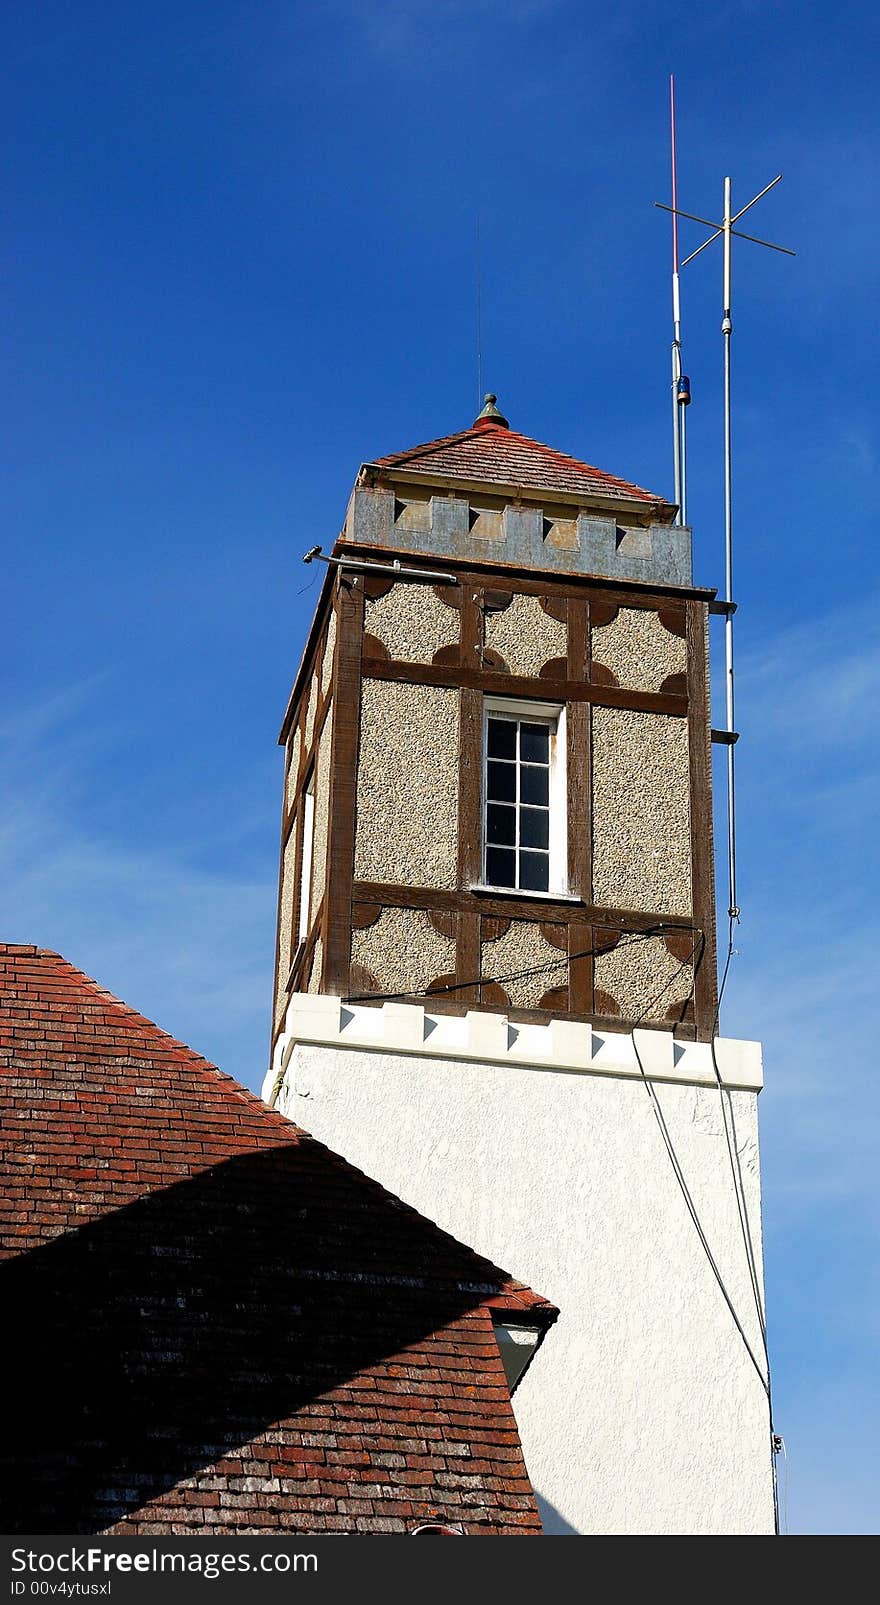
[480,696,568,897]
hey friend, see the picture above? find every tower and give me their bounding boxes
[264,398,774,1535]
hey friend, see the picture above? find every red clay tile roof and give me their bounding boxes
[0,943,555,1536]
[373,420,665,506]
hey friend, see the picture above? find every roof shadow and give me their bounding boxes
[0,1141,524,1533]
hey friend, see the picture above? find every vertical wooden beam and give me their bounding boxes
[687,598,718,1038]
[567,597,591,1014]
[455,583,484,1004]
[323,577,365,997]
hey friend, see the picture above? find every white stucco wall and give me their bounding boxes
[267,1003,775,1536]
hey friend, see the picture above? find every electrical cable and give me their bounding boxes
[343,921,694,1006]
[341,878,781,1524]
[295,569,321,600]
[628,933,772,1400]
[710,913,782,1536]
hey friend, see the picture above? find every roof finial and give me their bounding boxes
[473,392,509,429]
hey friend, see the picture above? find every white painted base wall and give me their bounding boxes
[266,1000,775,1535]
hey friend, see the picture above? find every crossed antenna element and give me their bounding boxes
[654,165,794,935]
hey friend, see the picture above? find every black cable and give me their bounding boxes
[710,913,781,1537]
[344,921,690,1006]
[628,933,772,1400]
[295,568,320,600]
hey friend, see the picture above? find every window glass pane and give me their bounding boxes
[520,764,549,806]
[488,718,517,760]
[519,850,549,891]
[487,760,516,803]
[487,804,516,845]
[520,806,549,850]
[519,722,549,763]
[486,846,517,888]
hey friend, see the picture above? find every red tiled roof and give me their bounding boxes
[373,420,664,506]
[0,943,555,1536]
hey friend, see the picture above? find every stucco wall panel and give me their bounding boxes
[310,710,333,922]
[306,937,323,994]
[594,935,693,1021]
[364,583,459,664]
[320,609,337,698]
[355,681,459,888]
[274,1042,773,1536]
[592,708,691,915]
[275,824,297,1029]
[285,727,302,817]
[304,673,320,751]
[485,594,566,677]
[592,607,686,692]
[481,922,566,1009]
[351,907,456,997]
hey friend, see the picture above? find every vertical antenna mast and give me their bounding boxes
[475,214,483,411]
[655,167,794,967]
[669,77,690,526]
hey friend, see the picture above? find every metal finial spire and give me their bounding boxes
[474,393,509,428]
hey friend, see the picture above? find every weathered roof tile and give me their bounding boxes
[0,943,555,1536]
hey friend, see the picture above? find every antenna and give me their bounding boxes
[668,76,690,526]
[475,214,483,411]
[655,170,794,959]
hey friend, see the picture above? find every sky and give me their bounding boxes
[2,0,878,1535]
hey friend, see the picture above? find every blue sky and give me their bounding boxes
[3,1,878,1534]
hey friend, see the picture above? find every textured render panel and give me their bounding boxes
[594,936,693,1021]
[304,672,320,751]
[306,937,323,995]
[355,681,459,888]
[481,922,566,1009]
[364,582,459,663]
[351,907,456,996]
[310,710,333,923]
[285,726,302,816]
[275,824,297,1028]
[321,609,337,698]
[592,708,692,915]
[276,1045,773,1536]
[592,607,687,693]
[484,594,567,677]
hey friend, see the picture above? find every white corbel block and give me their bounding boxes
[550,1018,592,1070]
[381,1001,426,1050]
[465,1010,510,1059]
[632,1027,675,1079]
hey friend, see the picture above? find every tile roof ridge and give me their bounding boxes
[373,424,484,467]
[0,942,277,1117]
[1,943,556,1317]
[371,423,660,501]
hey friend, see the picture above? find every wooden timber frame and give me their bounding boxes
[272,540,720,1052]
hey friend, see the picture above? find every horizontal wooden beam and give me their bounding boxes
[362,657,689,717]
[352,880,700,932]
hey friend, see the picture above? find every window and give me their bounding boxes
[482,699,566,894]
[297,771,316,943]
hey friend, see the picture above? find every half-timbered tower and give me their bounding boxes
[264,397,774,1536]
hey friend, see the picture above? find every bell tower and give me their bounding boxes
[264,399,774,1536]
